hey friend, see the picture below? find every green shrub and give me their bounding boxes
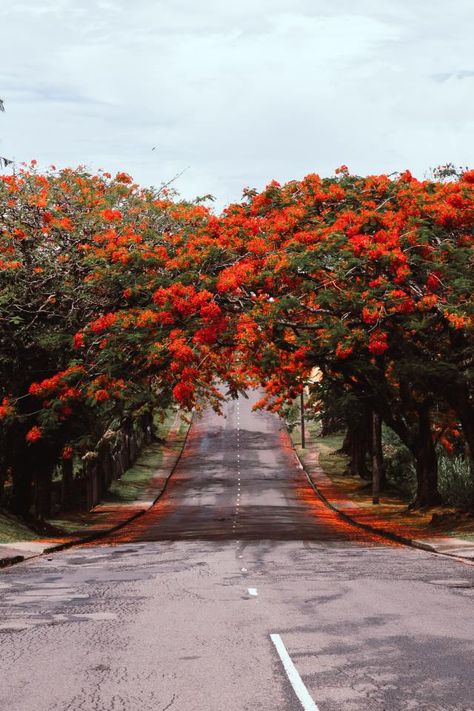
[382,426,417,498]
[383,426,474,508]
[438,453,474,510]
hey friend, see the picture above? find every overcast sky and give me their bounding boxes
[1,1,473,209]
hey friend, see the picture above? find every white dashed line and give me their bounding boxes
[270,634,320,711]
[234,403,241,536]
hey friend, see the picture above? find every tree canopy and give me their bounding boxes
[1,163,473,513]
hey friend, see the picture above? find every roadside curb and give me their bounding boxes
[0,412,193,570]
[288,432,474,564]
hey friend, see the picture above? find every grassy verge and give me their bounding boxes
[290,419,474,541]
[49,409,185,535]
[0,409,185,543]
[105,410,179,505]
[0,510,38,544]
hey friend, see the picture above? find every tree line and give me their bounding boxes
[0,163,473,520]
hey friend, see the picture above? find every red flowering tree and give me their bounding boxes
[215,169,474,506]
[0,165,231,516]
[1,162,473,516]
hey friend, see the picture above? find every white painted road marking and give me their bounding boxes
[248,587,258,596]
[270,634,320,711]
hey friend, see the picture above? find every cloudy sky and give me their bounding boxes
[1,1,473,209]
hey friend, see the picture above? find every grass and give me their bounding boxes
[0,409,185,543]
[314,432,348,479]
[290,417,474,541]
[0,510,38,544]
[105,410,177,504]
[295,420,348,477]
[105,440,168,504]
[51,409,184,534]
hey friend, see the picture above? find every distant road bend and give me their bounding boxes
[1,392,473,711]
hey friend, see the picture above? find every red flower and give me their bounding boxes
[0,398,13,420]
[426,273,441,292]
[368,332,388,355]
[90,313,118,333]
[73,332,85,348]
[172,382,195,404]
[200,301,222,320]
[62,446,73,460]
[362,306,380,325]
[100,208,122,222]
[461,169,474,183]
[26,426,42,443]
[115,172,133,184]
[335,343,353,359]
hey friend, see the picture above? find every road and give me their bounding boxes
[1,392,473,711]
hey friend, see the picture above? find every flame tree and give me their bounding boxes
[215,168,474,506]
[0,165,232,516]
[1,164,473,515]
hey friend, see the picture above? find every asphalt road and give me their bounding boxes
[1,392,473,711]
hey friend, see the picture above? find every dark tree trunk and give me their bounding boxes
[61,458,74,511]
[98,439,114,494]
[122,417,133,470]
[412,405,442,507]
[340,427,352,455]
[34,456,56,520]
[342,410,371,479]
[143,410,154,443]
[10,460,33,516]
[9,439,34,517]
[371,411,385,503]
[0,465,5,504]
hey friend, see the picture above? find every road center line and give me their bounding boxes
[270,634,320,711]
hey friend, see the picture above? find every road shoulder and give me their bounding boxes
[289,425,474,561]
[0,412,191,569]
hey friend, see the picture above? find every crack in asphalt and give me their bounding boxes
[161,693,176,710]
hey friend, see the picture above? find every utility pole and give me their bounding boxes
[300,391,306,449]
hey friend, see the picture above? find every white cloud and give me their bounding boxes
[1,0,473,210]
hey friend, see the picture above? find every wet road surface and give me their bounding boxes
[1,393,473,711]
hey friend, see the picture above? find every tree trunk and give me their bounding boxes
[300,392,306,448]
[98,440,113,494]
[9,442,34,517]
[340,427,352,455]
[61,458,74,511]
[122,418,133,470]
[0,466,5,504]
[34,463,54,520]
[372,411,385,503]
[412,405,442,507]
[342,411,371,479]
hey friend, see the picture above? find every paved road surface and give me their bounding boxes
[1,393,473,711]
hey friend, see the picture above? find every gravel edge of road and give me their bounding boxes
[0,413,194,570]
